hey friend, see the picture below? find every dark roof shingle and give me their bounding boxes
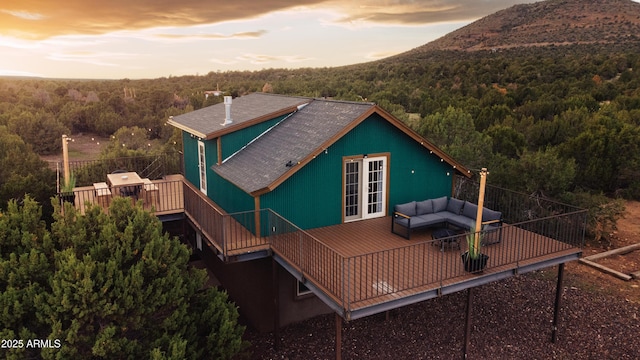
[214,99,375,194]
[168,93,311,138]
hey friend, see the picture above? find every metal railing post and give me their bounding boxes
[221,213,227,258]
[299,231,305,279]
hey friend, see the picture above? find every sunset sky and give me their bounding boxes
[0,0,553,79]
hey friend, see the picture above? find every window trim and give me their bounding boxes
[295,280,313,299]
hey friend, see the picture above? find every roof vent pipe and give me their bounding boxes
[221,96,233,126]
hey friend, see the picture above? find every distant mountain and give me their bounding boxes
[411,0,640,53]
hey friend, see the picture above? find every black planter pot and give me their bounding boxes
[461,252,489,273]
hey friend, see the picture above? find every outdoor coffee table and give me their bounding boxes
[431,228,462,251]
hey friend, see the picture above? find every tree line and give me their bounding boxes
[0,43,638,239]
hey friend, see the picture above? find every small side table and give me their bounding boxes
[432,228,461,251]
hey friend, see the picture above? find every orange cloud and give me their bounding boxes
[155,30,268,40]
[0,1,534,40]
[325,0,536,25]
[0,0,324,40]
[236,53,312,64]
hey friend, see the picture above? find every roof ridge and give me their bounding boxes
[253,92,312,100]
[312,97,375,106]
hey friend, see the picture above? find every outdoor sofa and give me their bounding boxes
[391,196,503,241]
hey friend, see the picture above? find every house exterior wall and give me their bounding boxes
[182,131,200,187]
[260,114,456,230]
[182,116,286,214]
[183,220,331,332]
[178,109,461,332]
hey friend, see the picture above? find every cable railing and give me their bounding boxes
[57,152,183,188]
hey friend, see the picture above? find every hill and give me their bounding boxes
[411,0,640,52]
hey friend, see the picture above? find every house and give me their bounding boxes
[167,92,473,330]
[61,91,585,358]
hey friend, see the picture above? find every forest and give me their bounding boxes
[1,43,639,241]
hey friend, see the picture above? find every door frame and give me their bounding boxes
[197,140,207,195]
[342,153,390,223]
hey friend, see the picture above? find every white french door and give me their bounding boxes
[344,156,387,222]
[198,140,207,195]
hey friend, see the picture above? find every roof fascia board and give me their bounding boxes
[167,118,207,139]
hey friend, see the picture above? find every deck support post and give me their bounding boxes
[463,287,474,359]
[552,263,565,343]
[335,313,342,360]
[272,258,280,350]
[62,135,70,188]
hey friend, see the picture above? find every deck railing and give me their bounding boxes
[58,178,184,215]
[268,212,586,315]
[65,173,586,316]
[56,152,183,189]
[338,211,586,308]
[181,178,587,315]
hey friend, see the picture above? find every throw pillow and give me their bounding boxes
[462,201,478,219]
[416,199,433,215]
[432,196,448,213]
[395,201,416,217]
[446,197,465,214]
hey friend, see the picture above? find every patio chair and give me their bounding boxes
[119,185,140,200]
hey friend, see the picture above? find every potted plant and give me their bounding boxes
[461,227,489,273]
[60,173,77,204]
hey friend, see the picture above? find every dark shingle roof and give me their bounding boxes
[167,93,311,138]
[214,99,375,194]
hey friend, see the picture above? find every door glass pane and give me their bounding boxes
[367,160,383,214]
[344,161,360,218]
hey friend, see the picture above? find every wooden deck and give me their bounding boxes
[271,216,582,319]
[68,175,184,217]
[70,179,583,320]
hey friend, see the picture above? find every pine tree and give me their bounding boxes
[0,197,246,360]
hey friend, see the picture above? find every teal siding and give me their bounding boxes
[182,131,257,214]
[220,115,289,161]
[182,132,199,187]
[208,170,254,214]
[261,114,456,230]
[182,133,218,194]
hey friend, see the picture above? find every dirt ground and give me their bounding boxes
[565,200,640,304]
[41,133,108,164]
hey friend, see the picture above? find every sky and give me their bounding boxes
[0,0,553,79]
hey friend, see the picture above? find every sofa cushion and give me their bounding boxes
[416,199,433,215]
[395,201,416,217]
[415,213,445,227]
[395,214,440,229]
[447,214,476,230]
[446,197,465,215]
[482,208,502,222]
[432,196,449,213]
[462,201,478,220]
